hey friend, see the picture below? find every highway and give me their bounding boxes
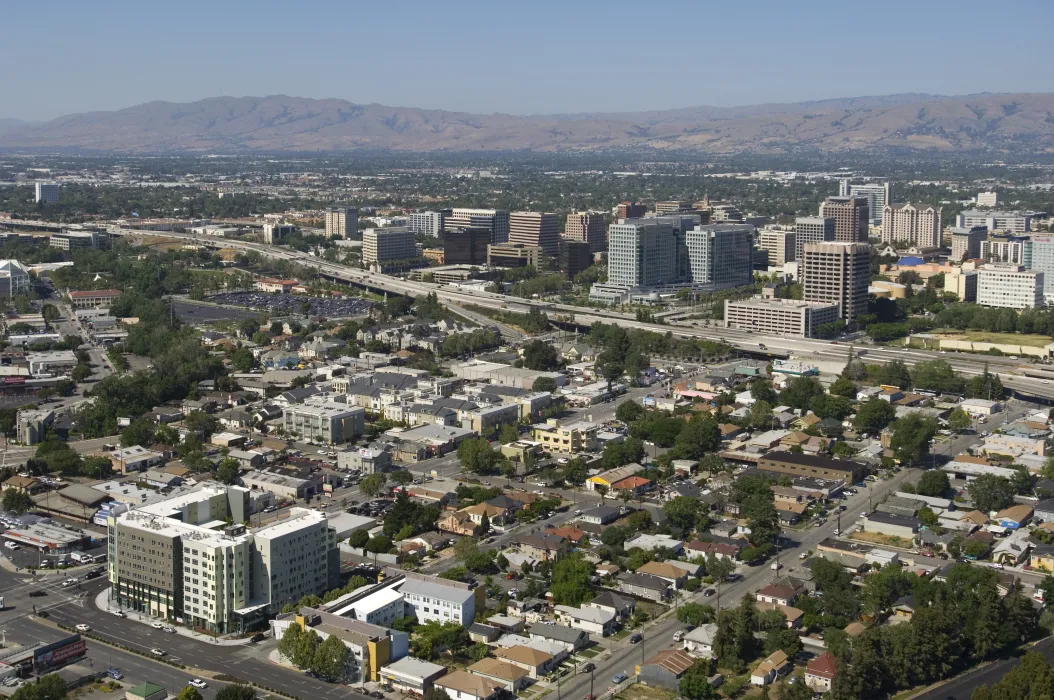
[109,227,1054,401]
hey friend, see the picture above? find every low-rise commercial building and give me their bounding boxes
[380,657,447,695]
[977,264,1044,309]
[531,419,598,454]
[757,452,864,484]
[724,297,840,338]
[68,289,122,308]
[241,469,320,500]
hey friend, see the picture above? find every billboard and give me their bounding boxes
[35,637,87,670]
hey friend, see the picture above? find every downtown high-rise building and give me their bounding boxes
[881,203,943,248]
[408,211,448,237]
[757,227,797,266]
[362,227,417,265]
[35,182,59,204]
[838,181,891,225]
[445,208,510,244]
[325,206,358,239]
[802,242,870,323]
[819,196,869,243]
[617,202,647,220]
[558,239,593,279]
[950,226,988,262]
[794,217,836,264]
[443,228,491,266]
[606,218,679,289]
[509,212,560,257]
[565,211,607,252]
[685,224,754,288]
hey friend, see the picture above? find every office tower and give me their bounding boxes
[758,228,797,265]
[617,202,647,220]
[944,266,978,302]
[408,211,448,237]
[558,239,593,279]
[977,192,998,207]
[802,242,870,323]
[711,204,744,222]
[977,264,1044,309]
[109,485,337,632]
[362,227,416,265]
[487,244,541,268]
[443,227,490,265]
[955,210,1032,234]
[509,212,559,257]
[325,206,358,239]
[565,211,607,252]
[794,217,835,263]
[980,237,1032,267]
[684,224,754,289]
[724,297,840,338]
[881,203,942,248]
[35,182,59,204]
[839,182,892,225]
[819,197,869,243]
[445,208,510,244]
[263,222,295,245]
[655,201,692,214]
[950,226,988,262]
[607,218,678,288]
[1030,236,1054,301]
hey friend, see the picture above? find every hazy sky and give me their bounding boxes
[6,0,1053,121]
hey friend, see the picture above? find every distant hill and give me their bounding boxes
[0,118,29,137]
[2,93,1054,153]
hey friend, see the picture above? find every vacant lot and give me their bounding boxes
[932,329,1052,348]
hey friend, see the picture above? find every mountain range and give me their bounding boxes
[3,92,1054,154]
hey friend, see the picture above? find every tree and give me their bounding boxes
[457,438,498,474]
[675,416,720,458]
[177,688,203,700]
[966,366,1004,400]
[616,400,645,423]
[947,408,971,434]
[348,529,370,548]
[82,455,113,479]
[550,552,595,606]
[498,423,520,444]
[889,414,938,465]
[916,470,950,498]
[2,488,34,515]
[216,457,240,485]
[748,399,775,431]
[359,473,388,498]
[366,535,392,554]
[911,359,965,395]
[532,376,557,393]
[829,376,857,399]
[765,627,803,658]
[479,511,491,536]
[780,376,824,411]
[278,623,305,665]
[120,416,156,447]
[12,675,67,700]
[521,340,559,371]
[918,507,939,527]
[705,555,736,583]
[389,469,414,486]
[967,474,1015,513]
[677,603,716,626]
[664,496,701,533]
[679,659,718,700]
[214,686,257,700]
[311,634,351,682]
[853,398,896,434]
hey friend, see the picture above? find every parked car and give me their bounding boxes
[582,663,595,673]
[629,633,643,644]
[151,622,165,630]
[106,670,124,681]
[612,674,628,684]
[702,588,715,597]
[110,610,126,617]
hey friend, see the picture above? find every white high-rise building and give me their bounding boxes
[685,224,754,288]
[839,182,891,225]
[362,227,416,266]
[757,227,796,266]
[1029,236,1054,301]
[35,182,59,204]
[445,209,510,244]
[977,192,998,207]
[263,223,296,245]
[606,218,678,288]
[325,206,358,239]
[794,217,835,263]
[977,264,1044,309]
[956,210,1032,234]
[408,211,446,237]
[980,238,1032,267]
[881,203,942,248]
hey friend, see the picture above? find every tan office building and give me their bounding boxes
[757,228,796,265]
[617,202,647,220]
[818,197,869,243]
[881,203,942,248]
[325,206,358,239]
[655,201,692,214]
[510,212,560,257]
[950,226,987,262]
[362,227,416,265]
[565,211,607,252]
[724,297,840,338]
[488,243,541,268]
[802,242,870,323]
[793,217,835,263]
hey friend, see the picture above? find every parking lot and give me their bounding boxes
[203,292,373,318]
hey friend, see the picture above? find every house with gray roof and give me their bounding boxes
[527,623,588,652]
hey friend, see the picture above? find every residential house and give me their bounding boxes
[554,604,618,636]
[617,572,671,602]
[527,623,588,652]
[756,583,800,607]
[586,464,642,491]
[686,538,743,561]
[1030,544,1054,573]
[492,646,554,679]
[438,511,477,536]
[577,506,620,525]
[2,475,44,494]
[636,561,689,589]
[806,653,839,694]
[466,659,529,692]
[996,504,1033,529]
[992,528,1032,566]
[610,476,651,497]
[862,512,920,540]
[434,670,503,700]
[461,503,511,529]
[587,591,635,620]
[1035,499,1054,523]
[511,534,569,562]
[682,623,718,658]
[755,601,804,629]
[751,650,791,686]
[624,533,684,555]
[638,649,696,691]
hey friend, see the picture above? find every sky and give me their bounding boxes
[5,0,1054,122]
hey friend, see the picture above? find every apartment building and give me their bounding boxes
[1029,236,1054,301]
[531,419,598,455]
[408,211,448,237]
[362,227,417,265]
[980,237,1031,267]
[564,211,607,252]
[444,228,490,266]
[724,297,840,338]
[802,242,870,323]
[818,197,869,243]
[950,226,988,262]
[881,203,942,248]
[325,206,358,239]
[35,182,59,203]
[976,264,1044,309]
[446,209,510,245]
[838,181,891,225]
[616,202,647,219]
[558,239,593,279]
[488,243,540,268]
[398,574,478,626]
[509,212,560,257]
[110,486,337,633]
[757,228,796,266]
[793,217,835,264]
[282,398,366,444]
[956,210,1032,233]
[685,224,754,289]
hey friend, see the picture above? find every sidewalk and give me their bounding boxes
[94,587,249,646]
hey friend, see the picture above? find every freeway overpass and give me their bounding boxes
[109,227,1054,401]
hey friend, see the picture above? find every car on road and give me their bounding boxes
[150,648,166,657]
[151,622,165,630]
[612,674,628,684]
[250,632,267,643]
[106,669,123,681]
[703,588,715,597]
[799,552,809,560]
[61,578,78,588]
[110,610,126,617]
[582,663,595,673]
[834,528,842,536]
[4,542,20,550]
[162,626,175,633]
[75,624,90,632]
[672,631,683,642]
[189,680,207,689]
[629,633,643,644]
[29,590,46,597]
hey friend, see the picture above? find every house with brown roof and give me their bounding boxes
[844,622,866,638]
[686,538,743,561]
[492,646,554,679]
[2,475,44,494]
[756,583,800,607]
[438,510,477,536]
[638,649,696,691]
[755,601,804,629]
[960,510,989,526]
[806,652,839,693]
[434,670,504,700]
[995,504,1033,529]
[636,561,689,589]
[751,650,791,686]
[544,525,588,545]
[461,502,511,527]
[467,658,529,691]
[511,534,569,562]
[610,475,652,497]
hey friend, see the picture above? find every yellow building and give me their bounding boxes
[531,419,598,455]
